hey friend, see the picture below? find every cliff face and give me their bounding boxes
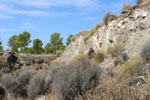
[60,5,150,63]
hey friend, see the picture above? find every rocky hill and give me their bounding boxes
[60,4,150,64]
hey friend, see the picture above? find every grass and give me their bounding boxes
[116,58,142,81]
[77,30,90,36]
[107,43,125,57]
[102,12,111,25]
[140,41,150,63]
[122,3,132,12]
[84,23,103,42]
[93,51,105,63]
[75,80,143,100]
[51,58,61,65]
[136,0,150,5]
[73,53,88,62]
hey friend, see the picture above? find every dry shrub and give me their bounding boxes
[51,58,60,65]
[143,0,150,4]
[140,41,150,63]
[73,53,88,62]
[93,51,105,63]
[122,3,132,12]
[107,43,125,57]
[84,23,103,42]
[136,0,150,5]
[75,80,143,100]
[116,59,142,81]
[54,59,101,100]
[102,12,111,25]
[27,70,53,99]
[136,0,144,5]
[77,30,90,36]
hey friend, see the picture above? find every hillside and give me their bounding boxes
[60,4,150,64]
[1,4,150,100]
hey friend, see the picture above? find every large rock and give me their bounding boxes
[0,52,18,71]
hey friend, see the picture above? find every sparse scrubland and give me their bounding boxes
[1,1,150,100]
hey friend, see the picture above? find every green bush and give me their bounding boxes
[54,59,101,100]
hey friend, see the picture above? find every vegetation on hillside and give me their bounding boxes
[66,34,73,46]
[136,0,150,5]
[122,3,132,12]
[0,40,3,50]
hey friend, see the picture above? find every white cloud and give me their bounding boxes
[0,0,98,8]
[22,22,38,30]
[0,28,12,33]
[0,13,14,19]
[0,4,48,16]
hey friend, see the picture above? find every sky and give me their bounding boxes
[0,0,135,50]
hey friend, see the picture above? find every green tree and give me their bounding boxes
[8,35,18,52]
[0,40,3,50]
[20,47,34,54]
[44,43,56,54]
[50,33,65,50]
[33,38,44,54]
[17,31,31,49]
[44,32,65,54]
[66,34,73,46]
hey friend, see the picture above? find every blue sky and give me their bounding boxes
[0,0,135,49]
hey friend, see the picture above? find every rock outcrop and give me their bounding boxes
[0,51,59,72]
[60,5,150,64]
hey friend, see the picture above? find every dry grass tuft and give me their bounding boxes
[73,53,88,62]
[107,43,125,57]
[122,3,132,12]
[116,58,142,81]
[84,23,103,42]
[51,58,61,65]
[136,0,150,5]
[93,51,105,63]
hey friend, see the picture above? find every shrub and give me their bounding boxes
[143,0,150,4]
[75,80,142,100]
[107,43,125,57]
[122,3,132,12]
[136,0,144,5]
[0,74,23,96]
[17,69,34,87]
[27,70,53,99]
[116,59,142,81]
[102,12,111,25]
[51,58,60,65]
[73,53,88,61]
[93,51,105,63]
[54,59,101,100]
[141,42,150,63]
[84,23,103,42]
[136,0,150,5]
[77,30,90,36]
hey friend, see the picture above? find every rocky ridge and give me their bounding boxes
[60,5,150,64]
